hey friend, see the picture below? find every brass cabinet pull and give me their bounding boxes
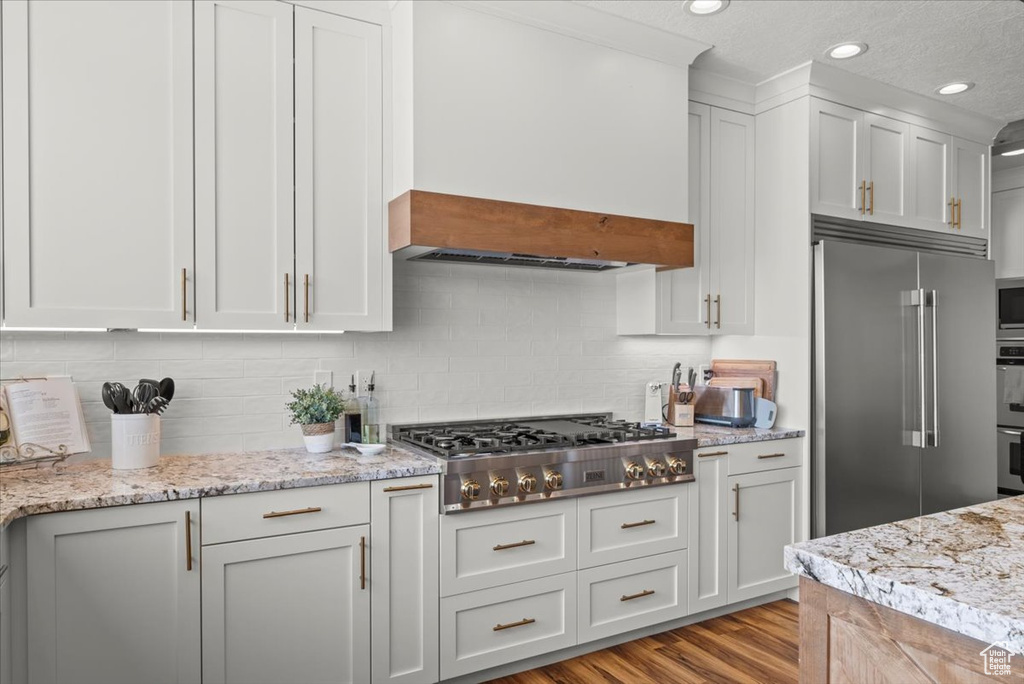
[714,294,721,329]
[956,198,962,230]
[284,273,290,322]
[493,539,535,551]
[360,535,366,590]
[733,483,740,521]
[868,181,874,215]
[699,450,728,458]
[757,452,786,460]
[494,618,535,632]
[620,589,655,602]
[262,506,322,519]
[185,510,193,572]
[382,482,433,493]
[860,180,866,214]
[303,274,310,323]
[181,268,188,322]
[621,519,655,529]
[704,294,711,329]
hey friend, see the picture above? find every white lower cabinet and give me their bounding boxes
[687,447,728,614]
[440,572,577,680]
[727,466,802,603]
[577,550,687,644]
[370,477,439,684]
[201,526,369,684]
[578,484,688,569]
[26,501,201,684]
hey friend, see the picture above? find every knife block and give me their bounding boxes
[667,386,694,427]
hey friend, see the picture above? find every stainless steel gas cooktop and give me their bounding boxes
[389,413,696,513]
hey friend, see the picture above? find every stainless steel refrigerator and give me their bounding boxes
[813,239,997,538]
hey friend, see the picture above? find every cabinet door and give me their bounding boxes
[727,467,801,603]
[952,136,989,238]
[992,188,1024,279]
[687,449,727,614]
[710,107,755,335]
[2,0,194,329]
[908,125,953,232]
[370,477,439,684]
[656,102,712,334]
[195,0,295,330]
[863,113,910,225]
[26,501,200,684]
[810,99,865,220]
[202,526,369,684]
[295,8,385,331]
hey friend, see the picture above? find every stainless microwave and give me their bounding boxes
[998,278,1024,338]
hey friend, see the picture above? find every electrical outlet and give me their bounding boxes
[698,364,711,385]
[314,370,333,388]
[355,370,374,395]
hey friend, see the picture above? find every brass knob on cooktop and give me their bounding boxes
[491,476,510,498]
[648,460,667,478]
[518,473,538,494]
[625,462,645,480]
[669,458,688,475]
[461,480,481,500]
[545,470,563,490]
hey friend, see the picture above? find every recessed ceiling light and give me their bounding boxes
[936,82,974,95]
[683,0,729,16]
[826,42,868,60]
[1002,148,1024,157]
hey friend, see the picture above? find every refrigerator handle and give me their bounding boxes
[916,288,927,449]
[929,290,939,448]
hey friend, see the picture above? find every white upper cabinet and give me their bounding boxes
[195,0,295,330]
[992,186,1024,279]
[295,8,385,332]
[908,126,953,232]
[863,113,910,225]
[2,0,194,328]
[951,136,989,239]
[810,100,864,221]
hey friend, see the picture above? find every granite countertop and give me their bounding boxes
[675,424,805,447]
[785,496,1024,655]
[0,444,441,527]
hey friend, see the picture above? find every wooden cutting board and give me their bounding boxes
[711,359,777,402]
[708,376,764,400]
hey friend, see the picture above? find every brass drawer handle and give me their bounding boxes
[382,483,434,493]
[185,510,193,572]
[494,618,535,632]
[956,198,962,230]
[704,294,711,329]
[493,539,535,551]
[860,180,866,215]
[714,294,721,329]
[621,519,655,529]
[620,589,655,602]
[698,450,728,458]
[757,452,786,459]
[263,506,323,519]
[733,483,740,521]
[868,181,874,215]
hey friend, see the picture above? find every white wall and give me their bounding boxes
[2,262,710,459]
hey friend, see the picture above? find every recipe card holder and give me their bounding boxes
[0,376,72,471]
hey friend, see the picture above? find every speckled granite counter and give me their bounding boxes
[785,496,1024,654]
[674,424,805,447]
[0,444,441,527]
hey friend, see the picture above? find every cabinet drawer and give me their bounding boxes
[440,572,576,680]
[578,550,687,644]
[441,499,576,596]
[201,482,369,545]
[578,485,688,569]
[710,439,801,476]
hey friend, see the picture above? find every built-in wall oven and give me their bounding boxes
[997,278,1024,339]
[996,344,1024,497]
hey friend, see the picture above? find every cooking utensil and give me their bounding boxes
[110,382,133,414]
[158,377,175,402]
[146,396,170,416]
[671,362,682,394]
[101,382,119,414]
[133,383,158,413]
[688,368,697,389]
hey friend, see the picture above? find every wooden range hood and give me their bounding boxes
[388,190,694,272]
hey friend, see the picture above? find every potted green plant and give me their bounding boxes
[286,384,346,453]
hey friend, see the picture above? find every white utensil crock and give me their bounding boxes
[111,414,161,469]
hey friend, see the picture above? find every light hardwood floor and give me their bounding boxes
[489,600,799,684]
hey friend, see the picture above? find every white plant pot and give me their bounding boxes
[111,414,161,470]
[300,423,336,454]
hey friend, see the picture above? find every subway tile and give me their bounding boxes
[418,276,479,292]
[506,356,557,371]
[161,359,244,379]
[387,356,449,374]
[418,372,479,389]
[450,356,505,372]
[15,337,113,361]
[243,430,305,452]
[450,325,505,341]
[244,359,318,378]
[168,397,248,418]
[1,361,69,379]
[203,338,282,359]
[418,404,477,422]
[418,340,478,358]
[387,325,450,342]
[115,337,203,360]
[161,434,245,456]
[281,338,354,359]
[203,377,282,397]
[504,385,557,402]
[393,291,451,309]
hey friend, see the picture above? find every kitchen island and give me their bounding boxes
[785,496,1023,683]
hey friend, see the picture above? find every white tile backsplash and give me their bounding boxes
[2,262,710,458]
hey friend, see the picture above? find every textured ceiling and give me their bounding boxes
[573,0,1024,124]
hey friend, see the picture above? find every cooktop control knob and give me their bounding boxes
[491,476,510,498]
[625,462,645,480]
[648,460,667,478]
[669,458,688,476]
[518,473,538,494]
[545,470,563,490]
[461,480,481,500]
